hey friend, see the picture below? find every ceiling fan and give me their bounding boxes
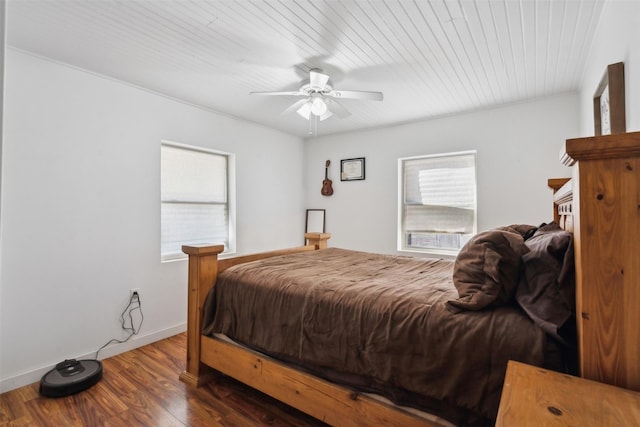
[250,68,383,126]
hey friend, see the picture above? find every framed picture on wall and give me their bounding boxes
[593,62,625,136]
[340,157,365,181]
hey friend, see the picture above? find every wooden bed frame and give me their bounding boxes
[179,131,640,426]
[180,233,451,426]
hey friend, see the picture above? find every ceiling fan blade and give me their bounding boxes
[318,110,334,121]
[325,99,351,119]
[250,90,305,96]
[327,90,383,101]
[309,69,330,90]
[282,99,309,115]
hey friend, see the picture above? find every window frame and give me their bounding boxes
[397,150,477,256]
[160,140,236,262]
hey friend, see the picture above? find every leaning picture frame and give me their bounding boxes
[593,62,625,136]
[305,209,325,234]
[304,209,325,244]
[340,157,365,181]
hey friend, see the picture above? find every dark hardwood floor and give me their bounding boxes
[0,333,327,426]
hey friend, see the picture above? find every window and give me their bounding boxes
[398,151,476,254]
[161,142,235,262]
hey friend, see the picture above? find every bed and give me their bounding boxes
[179,131,640,426]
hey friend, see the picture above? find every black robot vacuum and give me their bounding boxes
[39,359,103,397]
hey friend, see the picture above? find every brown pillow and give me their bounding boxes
[497,224,538,239]
[447,229,529,312]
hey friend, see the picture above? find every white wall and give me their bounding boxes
[0,49,305,391]
[304,94,578,254]
[578,0,640,135]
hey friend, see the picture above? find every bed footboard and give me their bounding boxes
[179,232,331,387]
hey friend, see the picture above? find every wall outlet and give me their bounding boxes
[130,288,140,299]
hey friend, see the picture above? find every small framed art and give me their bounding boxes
[340,157,365,181]
[305,209,326,233]
[593,62,625,136]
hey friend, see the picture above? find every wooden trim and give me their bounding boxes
[182,244,226,256]
[200,335,442,427]
[561,131,640,166]
[548,178,570,193]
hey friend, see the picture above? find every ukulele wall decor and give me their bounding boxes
[321,160,334,196]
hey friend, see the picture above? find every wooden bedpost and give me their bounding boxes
[561,131,640,391]
[180,244,225,387]
[304,232,331,249]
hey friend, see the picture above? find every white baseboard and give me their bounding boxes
[0,323,187,394]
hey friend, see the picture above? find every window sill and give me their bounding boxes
[398,248,458,260]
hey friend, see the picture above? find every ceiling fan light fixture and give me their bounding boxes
[310,96,328,116]
[252,68,382,129]
[296,101,312,120]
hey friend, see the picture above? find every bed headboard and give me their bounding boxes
[549,131,640,392]
[547,177,572,231]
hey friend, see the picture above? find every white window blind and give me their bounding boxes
[399,152,477,253]
[161,143,231,261]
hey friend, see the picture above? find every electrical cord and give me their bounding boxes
[94,292,143,360]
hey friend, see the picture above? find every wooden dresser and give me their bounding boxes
[552,131,640,391]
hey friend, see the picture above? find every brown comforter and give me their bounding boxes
[202,248,554,424]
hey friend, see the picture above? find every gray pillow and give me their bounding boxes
[515,222,575,342]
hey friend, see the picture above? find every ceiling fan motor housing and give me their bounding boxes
[300,79,333,94]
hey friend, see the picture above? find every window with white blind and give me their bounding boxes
[398,151,477,254]
[161,142,235,262]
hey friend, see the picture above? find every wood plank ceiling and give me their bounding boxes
[7,0,605,138]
